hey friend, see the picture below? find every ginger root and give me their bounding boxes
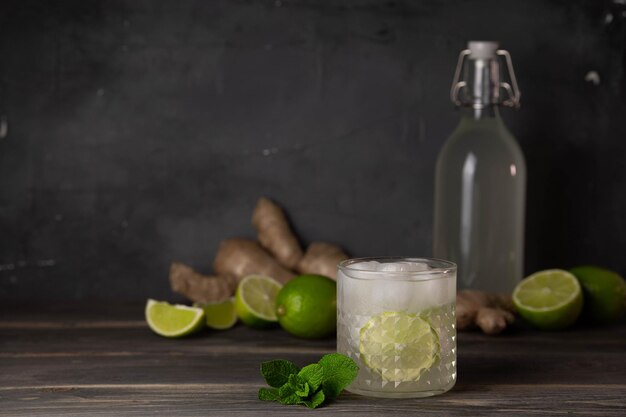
[297,242,349,280]
[252,197,303,269]
[213,238,295,284]
[456,289,516,335]
[169,262,236,303]
[171,197,351,303]
[476,307,515,335]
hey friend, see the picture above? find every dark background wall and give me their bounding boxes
[1,0,625,302]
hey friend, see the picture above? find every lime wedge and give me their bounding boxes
[513,269,583,330]
[359,311,440,382]
[194,298,237,330]
[235,275,282,328]
[145,299,205,338]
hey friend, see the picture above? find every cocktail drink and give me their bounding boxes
[337,257,456,398]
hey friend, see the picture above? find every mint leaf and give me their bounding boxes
[278,376,308,405]
[318,353,359,399]
[257,354,358,409]
[295,382,310,398]
[278,392,301,405]
[300,389,326,409]
[287,374,309,398]
[260,359,300,388]
[298,364,324,392]
[258,388,280,402]
[278,382,297,404]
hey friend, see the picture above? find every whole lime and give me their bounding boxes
[569,266,626,323]
[275,274,336,339]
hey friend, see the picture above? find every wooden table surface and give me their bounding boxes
[1,303,625,416]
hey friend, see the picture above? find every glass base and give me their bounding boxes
[346,383,454,399]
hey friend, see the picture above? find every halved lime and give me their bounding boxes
[145,299,205,338]
[513,269,583,330]
[359,311,440,382]
[194,297,237,330]
[235,275,282,328]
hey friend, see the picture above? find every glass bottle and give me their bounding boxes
[433,41,526,294]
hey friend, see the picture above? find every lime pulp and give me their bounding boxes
[145,299,205,338]
[235,275,282,328]
[513,269,583,330]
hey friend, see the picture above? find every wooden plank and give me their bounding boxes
[1,384,625,416]
[1,346,625,387]
[1,304,626,416]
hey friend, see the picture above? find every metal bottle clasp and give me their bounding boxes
[450,48,521,108]
[496,49,521,108]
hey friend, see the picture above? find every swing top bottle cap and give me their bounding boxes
[468,41,499,59]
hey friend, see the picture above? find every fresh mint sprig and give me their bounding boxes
[258,353,359,409]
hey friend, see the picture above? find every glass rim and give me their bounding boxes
[338,256,456,279]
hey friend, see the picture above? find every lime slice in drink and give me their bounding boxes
[194,297,237,330]
[359,311,440,382]
[145,299,205,338]
[513,269,583,330]
[235,275,282,328]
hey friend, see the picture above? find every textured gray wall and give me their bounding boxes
[1,0,625,301]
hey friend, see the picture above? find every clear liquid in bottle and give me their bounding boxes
[433,41,526,293]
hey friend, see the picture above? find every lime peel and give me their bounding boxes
[275,274,337,339]
[570,266,626,323]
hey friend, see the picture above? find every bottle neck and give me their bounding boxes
[460,105,501,121]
